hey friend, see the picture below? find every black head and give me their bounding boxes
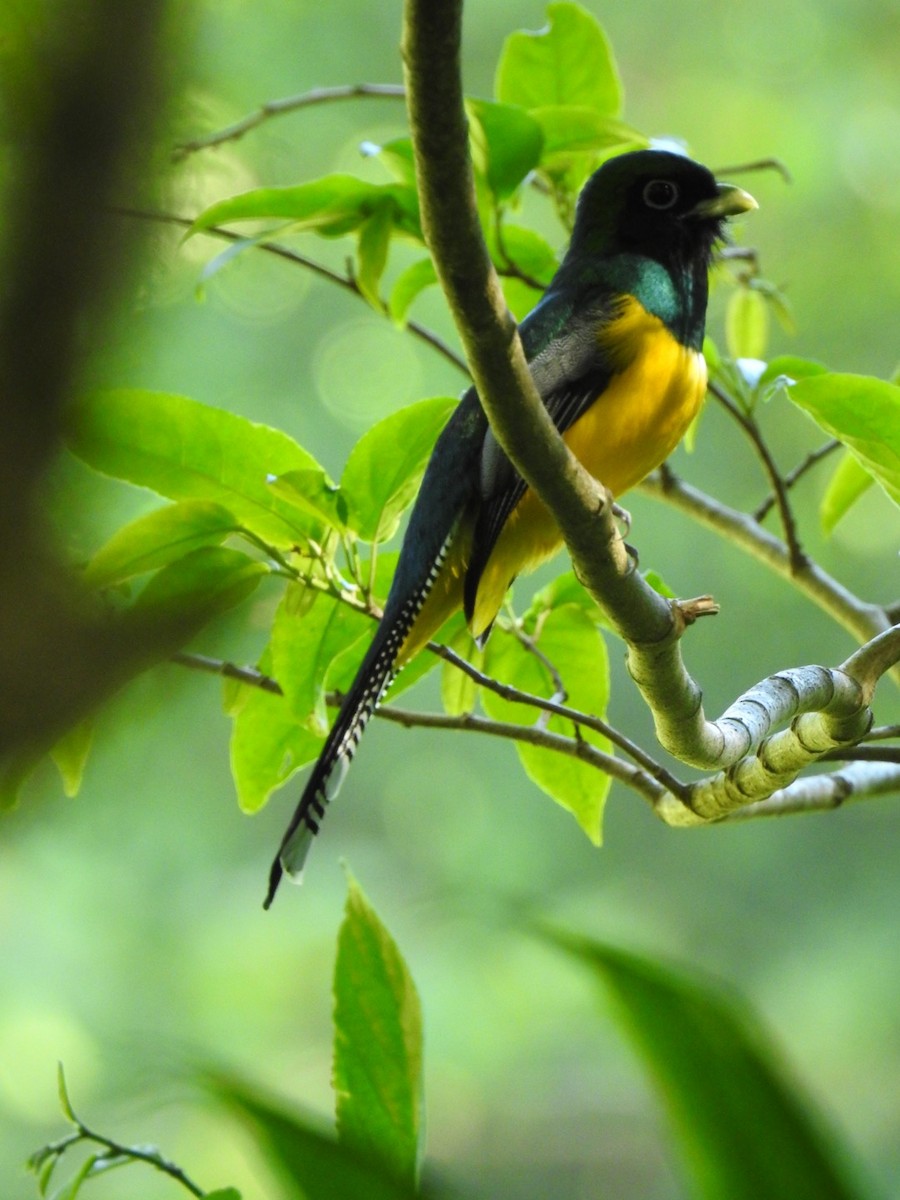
[567,148,756,273]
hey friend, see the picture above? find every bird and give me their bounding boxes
[263,148,756,907]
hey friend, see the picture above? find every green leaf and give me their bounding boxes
[532,105,645,161]
[496,2,623,116]
[66,390,328,547]
[525,569,604,625]
[726,285,769,360]
[341,397,457,543]
[190,176,420,241]
[266,468,349,532]
[50,719,94,798]
[789,373,900,509]
[362,137,417,187]
[83,501,239,588]
[551,936,869,1200]
[492,224,558,287]
[334,875,424,1189]
[356,202,395,310]
[209,1077,423,1200]
[440,615,482,716]
[482,606,611,841]
[388,257,438,327]
[271,588,371,735]
[133,547,267,624]
[204,1191,243,1200]
[759,355,828,387]
[820,450,876,535]
[466,99,544,201]
[228,657,322,814]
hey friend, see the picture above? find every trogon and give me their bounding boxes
[264,148,756,907]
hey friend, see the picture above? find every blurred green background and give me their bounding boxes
[3,0,899,1197]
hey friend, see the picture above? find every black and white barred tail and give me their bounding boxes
[263,536,452,908]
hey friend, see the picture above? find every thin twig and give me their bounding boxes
[754,439,840,522]
[172,647,687,795]
[708,379,807,570]
[111,206,469,377]
[173,82,407,159]
[366,703,665,801]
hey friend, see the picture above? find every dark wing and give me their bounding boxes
[264,390,486,907]
[463,289,617,626]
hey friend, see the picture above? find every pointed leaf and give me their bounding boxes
[50,719,95,798]
[66,390,327,546]
[334,876,424,1189]
[356,202,395,310]
[789,373,900,509]
[820,450,876,535]
[388,257,437,327]
[83,501,239,588]
[551,935,869,1200]
[341,397,456,542]
[496,2,623,115]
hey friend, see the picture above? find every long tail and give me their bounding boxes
[263,534,454,909]
[263,389,486,908]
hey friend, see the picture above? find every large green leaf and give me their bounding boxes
[820,450,875,535]
[551,935,871,1200]
[482,605,611,842]
[333,876,424,1189]
[83,500,239,588]
[531,106,644,161]
[789,373,900,509]
[66,390,327,546]
[495,2,622,116]
[209,1077,423,1200]
[466,99,544,201]
[190,175,420,240]
[340,397,457,543]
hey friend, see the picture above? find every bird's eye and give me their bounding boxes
[643,179,679,210]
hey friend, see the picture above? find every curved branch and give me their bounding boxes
[723,760,900,819]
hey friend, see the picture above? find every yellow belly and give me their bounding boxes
[401,299,707,659]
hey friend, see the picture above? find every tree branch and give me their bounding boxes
[173,83,407,159]
[641,468,890,647]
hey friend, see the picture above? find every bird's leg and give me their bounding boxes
[610,500,639,572]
